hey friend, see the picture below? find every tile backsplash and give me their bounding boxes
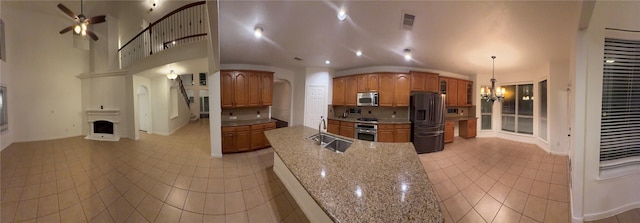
[222,107,269,121]
[329,106,409,119]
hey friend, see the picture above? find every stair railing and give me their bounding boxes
[118,1,207,68]
[176,77,191,109]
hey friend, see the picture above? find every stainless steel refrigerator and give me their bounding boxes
[410,92,445,153]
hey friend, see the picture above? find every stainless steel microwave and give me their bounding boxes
[357,92,379,107]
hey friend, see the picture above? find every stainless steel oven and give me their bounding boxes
[355,123,377,142]
[357,92,379,107]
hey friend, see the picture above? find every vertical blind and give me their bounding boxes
[600,36,640,171]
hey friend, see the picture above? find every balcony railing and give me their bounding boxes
[118,1,207,68]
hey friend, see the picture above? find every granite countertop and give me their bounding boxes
[445,116,478,121]
[328,117,412,124]
[264,126,443,223]
[221,119,276,127]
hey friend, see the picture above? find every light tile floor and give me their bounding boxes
[3,120,637,223]
[1,119,308,223]
[418,137,571,223]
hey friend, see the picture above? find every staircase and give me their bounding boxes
[176,77,191,109]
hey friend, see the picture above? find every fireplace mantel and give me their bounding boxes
[85,109,120,141]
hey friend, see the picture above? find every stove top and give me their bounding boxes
[357,117,378,122]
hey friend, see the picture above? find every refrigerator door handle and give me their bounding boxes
[416,132,443,137]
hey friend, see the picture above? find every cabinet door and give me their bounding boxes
[222,132,236,153]
[466,81,473,106]
[247,72,261,107]
[345,76,358,106]
[357,75,369,92]
[448,78,458,106]
[234,72,249,107]
[378,130,394,142]
[261,72,273,106]
[378,73,395,107]
[457,80,468,107]
[367,74,379,91]
[332,77,346,105]
[468,119,476,138]
[426,74,440,93]
[251,129,263,149]
[410,73,426,91]
[220,71,235,108]
[328,124,340,134]
[339,126,354,138]
[235,130,252,151]
[444,121,454,143]
[264,123,276,148]
[394,128,411,142]
[394,74,411,107]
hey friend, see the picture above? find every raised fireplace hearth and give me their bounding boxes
[85,109,120,141]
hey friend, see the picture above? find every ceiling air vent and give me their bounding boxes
[401,11,416,31]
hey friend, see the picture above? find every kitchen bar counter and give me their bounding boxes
[327,116,412,124]
[221,118,276,127]
[264,126,443,223]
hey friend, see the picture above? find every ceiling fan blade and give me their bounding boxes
[86,30,99,41]
[59,25,74,34]
[57,3,78,20]
[88,15,106,24]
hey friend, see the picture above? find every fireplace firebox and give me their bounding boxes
[94,120,114,134]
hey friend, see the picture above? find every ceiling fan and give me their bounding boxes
[57,0,106,41]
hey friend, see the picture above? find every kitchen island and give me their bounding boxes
[264,126,443,222]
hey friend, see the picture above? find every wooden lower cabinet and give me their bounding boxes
[459,119,477,139]
[444,121,455,143]
[339,121,355,138]
[223,122,275,153]
[378,124,410,142]
[327,120,340,134]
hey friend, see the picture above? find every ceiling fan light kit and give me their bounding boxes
[57,0,106,41]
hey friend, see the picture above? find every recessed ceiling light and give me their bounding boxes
[403,49,412,61]
[356,50,362,56]
[254,27,263,38]
[325,60,331,64]
[337,9,347,21]
[605,59,615,63]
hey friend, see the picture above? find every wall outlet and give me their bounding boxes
[391,114,396,118]
[230,116,237,120]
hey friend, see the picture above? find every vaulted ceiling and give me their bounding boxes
[219,1,582,76]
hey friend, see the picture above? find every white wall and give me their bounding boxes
[206,0,222,157]
[573,1,640,221]
[292,67,306,126]
[149,76,190,135]
[549,61,571,155]
[1,2,89,147]
[79,72,130,139]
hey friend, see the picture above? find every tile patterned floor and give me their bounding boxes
[1,120,308,223]
[418,137,571,223]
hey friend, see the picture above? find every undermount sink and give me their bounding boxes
[308,133,353,153]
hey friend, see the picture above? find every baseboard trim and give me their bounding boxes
[583,202,640,221]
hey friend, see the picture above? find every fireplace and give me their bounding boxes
[94,120,114,134]
[85,109,120,141]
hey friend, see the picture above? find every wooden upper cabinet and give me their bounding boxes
[247,72,261,107]
[456,80,473,106]
[345,76,358,106]
[426,74,440,93]
[357,74,379,92]
[261,72,273,106]
[394,74,410,107]
[410,72,427,91]
[220,71,235,108]
[440,77,458,107]
[378,73,395,107]
[221,70,274,108]
[332,77,346,105]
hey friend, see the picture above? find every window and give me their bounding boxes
[539,80,548,140]
[200,90,209,113]
[501,84,533,134]
[170,87,178,118]
[480,85,492,130]
[199,73,207,86]
[600,35,640,172]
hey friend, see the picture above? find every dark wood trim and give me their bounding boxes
[162,33,208,47]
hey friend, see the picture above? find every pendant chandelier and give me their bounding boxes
[480,56,505,102]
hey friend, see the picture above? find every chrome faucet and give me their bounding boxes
[317,116,327,145]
